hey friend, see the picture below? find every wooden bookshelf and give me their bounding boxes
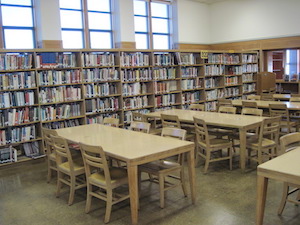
[0,49,259,166]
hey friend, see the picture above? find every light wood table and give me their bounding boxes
[232,99,300,111]
[256,147,300,225]
[145,109,264,171]
[56,124,195,225]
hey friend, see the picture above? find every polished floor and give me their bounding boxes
[0,158,299,225]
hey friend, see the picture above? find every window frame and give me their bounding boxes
[134,0,172,50]
[60,0,114,49]
[0,0,36,49]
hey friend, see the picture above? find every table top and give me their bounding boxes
[257,147,300,184]
[273,94,291,100]
[232,99,300,110]
[146,109,264,129]
[56,124,194,165]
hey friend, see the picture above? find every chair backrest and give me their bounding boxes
[129,121,151,133]
[193,117,211,147]
[103,117,119,127]
[51,135,75,172]
[161,127,186,140]
[42,127,58,156]
[132,112,147,122]
[217,98,232,110]
[189,104,205,111]
[242,101,258,109]
[291,94,300,97]
[279,132,300,156]
[247,95,261,100]
[258,116,281,146]
[79,143,112,189]
[241,108,263,116]
[218,106,237,114]
[161,114,181,128]
[269,104,288,119]
[289,97,300,102]
[261,93,274,101]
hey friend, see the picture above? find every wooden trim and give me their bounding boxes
[175,43,211,50]
[37,40,63,49]
[115,42,136,49]
[210,36,300,51]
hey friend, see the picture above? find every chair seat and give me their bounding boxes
[247,138,276,148]
[89,167,128,187]
[58,159,85,174]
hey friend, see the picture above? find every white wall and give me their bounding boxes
[176,0,210,44]
[209,0,300,43]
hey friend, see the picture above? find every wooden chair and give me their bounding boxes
[132,112,147,122]
[194,117,233,173]
[242,101,258,109]
[103,117,119,127]
[79,143,129,223]
[218,106,236,114]
[139,127,187,208]
[189,104,205,111]
[261,93,274,101]
[246,116,281,165]
[289,97,300,102]
[217,98,232,111]
[277,132,300,215]
[129,121,151,133]
[161,114,181,128]
[52,135,86,205]
[269,103,299,134]
[42,127,58,183]
[241,108,263,117]
[133,111,161,135]
[247,95,261,100]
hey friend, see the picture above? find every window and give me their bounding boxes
[0,0,35,49]
[286,49,300,76]
[134,0,172,49]
[59,0,113,49]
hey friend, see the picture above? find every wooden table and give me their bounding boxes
[232,99,300,111]
[145,109,264,171]
[56,124,195,225]
[256,147,300,225]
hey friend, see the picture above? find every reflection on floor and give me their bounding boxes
[0,159,299,225]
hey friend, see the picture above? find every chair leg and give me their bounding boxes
[278,183,289,215]
[229,147,232,170]
[180,167,187,197]
[47,161,52,183]
[104,190,113,223]
[159,174,165,208]
[203,151,210,174]
[85,184,92,213]
[56,171,63,198]
[68,176,76,206]
[296,189,300,201]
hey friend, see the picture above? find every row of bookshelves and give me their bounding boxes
[0,49,259,166]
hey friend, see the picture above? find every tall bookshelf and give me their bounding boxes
[0,49,259,166]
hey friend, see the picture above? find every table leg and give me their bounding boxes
[187,147,196,204]
[256,175,268,225]
[239,128,247,171]
[127,164,138,225]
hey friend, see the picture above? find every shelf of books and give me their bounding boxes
[0,49,259,166]
[0,51,42,165]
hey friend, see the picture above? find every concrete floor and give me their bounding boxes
[0,158,299,225]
